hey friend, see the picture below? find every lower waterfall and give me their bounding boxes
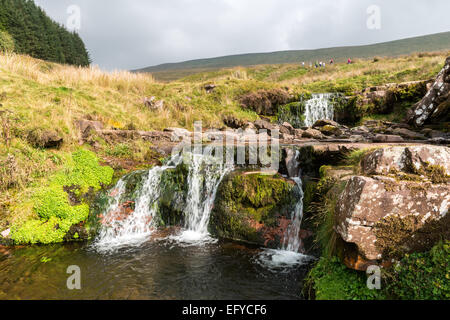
[170,152,234,243]
[93,152,233,250]
[94,148,310,269]
[94,155,182,250]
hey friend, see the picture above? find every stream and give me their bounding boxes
[0,237,311,300]
[0,146,318,300]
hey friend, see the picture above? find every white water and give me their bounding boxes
[282,177,304,252]
[94,155,182,251]
[94,152,233,250]
[303,93,335,127]
[256,153,313,270]
[170,153,234,245]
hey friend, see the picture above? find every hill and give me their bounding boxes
[0,0,90,66]
[136,31,450,81]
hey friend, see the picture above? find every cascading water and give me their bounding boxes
[172,152,234,243]
[256,150,311,269]
[94,155,182,250]
[94,152,233,250]
[303,93,335,127]
[281,177,304,253]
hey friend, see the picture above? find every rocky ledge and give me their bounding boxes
[318,145,449,271]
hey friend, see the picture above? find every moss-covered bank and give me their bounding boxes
[7,149,114,244]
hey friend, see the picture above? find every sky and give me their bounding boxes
[34,0,450,71]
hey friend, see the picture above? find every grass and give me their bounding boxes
[137,31,450,81]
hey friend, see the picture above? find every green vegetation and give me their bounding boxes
[306,256,385,300]
[0,29,14,52]
[210,172,298,244]
[384,241,450,299]
[9,149,113,244]
[136,32,450,81]
[307,241,450,300]
[0,0,90,66]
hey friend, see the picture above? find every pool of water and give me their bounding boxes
[0,231,314,300]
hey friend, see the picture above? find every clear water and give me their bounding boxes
[0,237,312,300]
[0,151,316,300]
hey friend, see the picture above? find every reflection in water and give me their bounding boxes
[0,237,312,300]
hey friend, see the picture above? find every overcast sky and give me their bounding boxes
[34,0,450,71]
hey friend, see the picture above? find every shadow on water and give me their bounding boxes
[0,237,312,300]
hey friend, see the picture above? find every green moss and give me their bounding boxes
[306,256,385,300]
[10,148,113,244]
[307,241,449,300]
[384,240,450,300]
[210,172,298,245]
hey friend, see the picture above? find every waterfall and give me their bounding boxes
[94,155,182,250]
[282,177,304,253]
[94,152,233,249]
[175,152,234,242]
[256,150,311,269]
[303,93,335,127]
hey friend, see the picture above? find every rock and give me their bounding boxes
[294,129,304,138]
[392,128,426,140]
[210,172,303,249]
[361,145,450,176]
[420,128,433,137]
[76,119,104,135]
[335,175,449,263]
[349,135,367,142]
[313,119,340,128]
[26,128,63,149]
[429,130,447,139]
[143,97,165,111]
[281,122,295,135]
[254,119,276,131]
[372,134,404,143]
[223,115,248,129]
[406,56,450,126]
[350,125,370,134]
[317,125,343,137]
[280,133,294,141]
[302,128,324,140]
[279,125,291,136]
[163,127,192,141]
[357,80,431,115]
[204,84,216,93]
[1,229,10,238]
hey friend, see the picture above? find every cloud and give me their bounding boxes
[34,0,450,70]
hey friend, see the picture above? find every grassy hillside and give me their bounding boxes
[137,32,450,81]
[0,50,448,238]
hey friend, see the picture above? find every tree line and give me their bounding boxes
[0,0,90,66]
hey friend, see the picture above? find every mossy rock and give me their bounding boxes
[210,171,300,247]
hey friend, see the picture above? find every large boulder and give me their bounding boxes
[332,145,450,270]
[361,146,450,176]
[406,57,450,126]
[210,172,306,249]
[335,175,449,262]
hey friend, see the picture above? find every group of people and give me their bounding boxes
[300,58,352,69]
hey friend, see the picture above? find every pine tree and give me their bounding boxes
[0,0,90,66]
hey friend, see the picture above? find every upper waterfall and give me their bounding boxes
[303,93,336,127]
